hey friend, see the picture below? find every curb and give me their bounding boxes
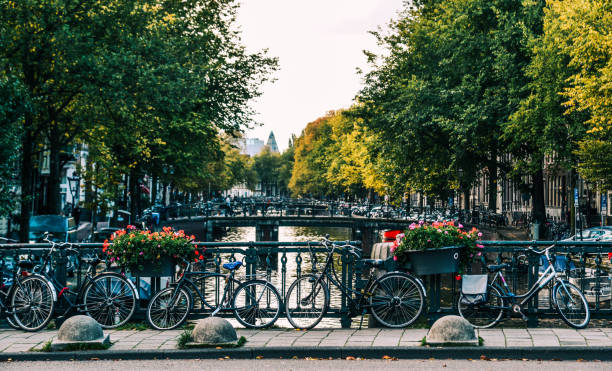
[2,346,612,362]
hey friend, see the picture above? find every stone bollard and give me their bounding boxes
[425,315,479,346]
[191,317,238,345]
[51,315,110,351]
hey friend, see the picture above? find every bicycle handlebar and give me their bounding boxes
[526,244,555,256]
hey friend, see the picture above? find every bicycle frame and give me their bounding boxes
[492,248,568,310]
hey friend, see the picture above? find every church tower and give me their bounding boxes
[266,131,279,153]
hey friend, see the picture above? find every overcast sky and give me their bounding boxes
[236,0,406,152]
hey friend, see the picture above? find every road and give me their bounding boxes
[1,359,609,371]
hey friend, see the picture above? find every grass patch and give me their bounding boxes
[177,331,247,350]
[46,320,56,330]
[420,336,484,347]
[114,321,149,331]
[33,339,112,352]
[177,330,192,349]
[31,340,52,352]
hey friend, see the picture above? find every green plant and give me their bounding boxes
[177,330,193,349]
[104,226,201,272]
[392,221,483,272]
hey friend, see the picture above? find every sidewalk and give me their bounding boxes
[1,327,612,361]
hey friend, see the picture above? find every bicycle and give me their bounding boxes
[458,244,590,329]
[284,237,426,329]
[146,256,282,330]
[0,254,40,330]
[10,233,138,331]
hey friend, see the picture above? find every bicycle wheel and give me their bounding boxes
[458,285,504,329]
[82,272,137,329]
[146,286,192,330]
[191,273,240,312]
[10,275,56,331]
[369,272,425,328]
[233,279,282,329]
[553,281,590,329]
[284,274,329,329]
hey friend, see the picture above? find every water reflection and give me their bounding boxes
[213,226,352,328]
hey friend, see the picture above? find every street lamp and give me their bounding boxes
[67,175,81,205]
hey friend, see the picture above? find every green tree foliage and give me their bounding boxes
[545,0,612,189]
[357,0,540,210]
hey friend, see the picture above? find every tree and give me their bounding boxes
[547,0,612,189]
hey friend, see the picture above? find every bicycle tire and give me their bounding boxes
[232,279,282,329]
[82,272,137,329]
[191,273,240,313]
[10,275,56,332]
[457,285,504,329]
[285,274,329,330]
[553,281,590,329]
[146,286,192,330]
[369,272,424,328]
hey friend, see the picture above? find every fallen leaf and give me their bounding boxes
[215,347,222,350]
[346,356,356,360]
[480,355,490,361]
[224,356,230,359]
[90,358,100,361]
[292,356,298,359]
[256,356,264,359]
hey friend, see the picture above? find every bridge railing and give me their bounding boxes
[2,240,611,328]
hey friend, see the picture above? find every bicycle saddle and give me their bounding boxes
[18,261,34,270]
[222,261,243,271]
[487,263,510,272]
[362,259,385,268]
[82,257,101,266]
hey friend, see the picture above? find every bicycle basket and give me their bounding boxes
[460,274,488,305]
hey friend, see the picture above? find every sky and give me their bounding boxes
[236,0,406,152]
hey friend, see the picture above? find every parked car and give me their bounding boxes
[563,227,612,241]
[28,215,77,243]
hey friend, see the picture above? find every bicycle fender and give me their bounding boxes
[414,276,427,298]
[27,273,58,302]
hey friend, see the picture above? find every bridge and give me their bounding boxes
[163,214,419,256]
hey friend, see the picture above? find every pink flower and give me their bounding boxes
[397,233,405,239]
[139,251,144,256]
[478,232,483,237]
[458,224,463,229]
[409,223,417,230]
[393,256,398,261]
[427,239,431,243]
[418,220,424,225]
[390,246,396,253]
[477,244,484,249]
[444,231,448,234]
[477,252,482,256]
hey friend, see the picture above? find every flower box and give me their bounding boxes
[391,221,482,275]
[103,225,200,276]
[400,246,461,275]
[129,256,176,277]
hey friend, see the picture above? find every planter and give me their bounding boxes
[129,256,176,277]
[400,246,461,275]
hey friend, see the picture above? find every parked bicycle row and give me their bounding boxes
[3,235,610,332]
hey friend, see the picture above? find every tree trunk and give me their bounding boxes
[463,189,470,211]
[46,134,61,215]
[488,153,498,211]
[532,162,546,239]
[128,169,138,223]
[151,176,158,205]
[19,124,34,243]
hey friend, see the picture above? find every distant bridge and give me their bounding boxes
[163,215,418,256]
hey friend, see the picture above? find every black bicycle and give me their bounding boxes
[0,254,41,330]
[284,237,426,329]
[10,233,138,331]
[146,256,282,330]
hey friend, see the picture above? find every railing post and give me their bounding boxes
[527,251,539,327]
[340,248,352,328]
[55,247,68,287]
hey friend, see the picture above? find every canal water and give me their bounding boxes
[214,226,356,328]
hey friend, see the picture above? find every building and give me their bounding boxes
[266,132,279,153]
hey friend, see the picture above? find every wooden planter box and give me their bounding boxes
[400,246,461,275]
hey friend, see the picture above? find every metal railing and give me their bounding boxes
[1,240,612,328]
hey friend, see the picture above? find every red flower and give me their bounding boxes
[198,255,204,260]
[194,250,199,256]
[103,239,109,252]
